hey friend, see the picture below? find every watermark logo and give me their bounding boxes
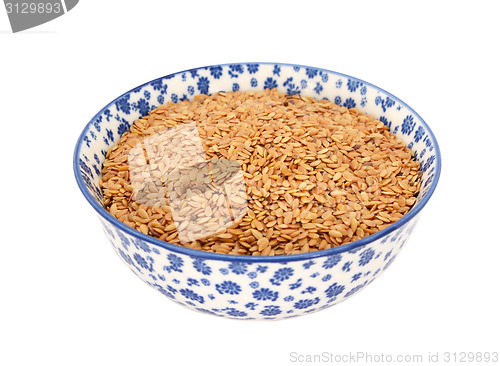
[4,0,79,33]
[128,122,248,243]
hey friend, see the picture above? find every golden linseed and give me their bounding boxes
[100,89,421,256]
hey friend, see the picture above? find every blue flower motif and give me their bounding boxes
[270,267,294,285]
[351,272,362,282]
[219,268,229,275]
[247,272,257,279]
[249,281,259,289]
[79,158,92,177]
[322,274,332,282]
[303,260,315,269]
[375,96,396,112]
[166,285,177,294]
[335,79,343,88]
[294,297,320,309]
[250,77,258,87]
[325,282,345,298]
[322,254,342,269]
[305,68,318,79]
[232,83,240,92]
[301,286,316,294]
[424,135,432,149]
[171,93,178,103]
[245,302,258,310]
[360,85,367,95]
[344,281,368,298]
[313,82,323,95]
[93,117,102,133]
[187,85,195,95]
[151,79,163,91]
[359,248,375,266]
[117,230,130,249]
[133,239,151,253]
[197,76,210,94]
[334,96,342,105]
[401,115,416,135]
[209,66,223,79]
[347,79,361,92]
[201,278,210,286]
[264,77,278,90]
[216,281,241,295]
[342,261,352,272]
[321,72,328,82]
[134,253,153,272]
[115,94,131,114]
[273,65,281,76]
[225,308,247,317]
[422,154,435,172]
[289,278,302,290]
[118,248,134,266]
[187,278,199,286]
[246,64,259,74]
[105,110,117,124]
[166,254,183,272]
[157,285,175,299]
[193,259,212,275]
[133,98,150,117]
[384,250,393,261]
[283,77,300,96]
[144,90,151,100]
[228,262,248,275]
[256,265,268,273]
[284,295,294,302]
[105,129,114,145]
[157,94,165,104]
[260,305,281,317]
[180,288,204,304]
[301,79,307,89]
[252,288,279,301]
[343,97,356,109]
[228,64,244,78]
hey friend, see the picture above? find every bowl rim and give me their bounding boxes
[73,62,441,263]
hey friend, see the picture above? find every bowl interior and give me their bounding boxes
[74,63,440,254]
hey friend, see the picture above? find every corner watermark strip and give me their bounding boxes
[3,0,79,33]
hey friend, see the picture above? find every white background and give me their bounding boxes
[1,1,499,365]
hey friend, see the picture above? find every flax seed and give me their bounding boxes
[101,89,421,255]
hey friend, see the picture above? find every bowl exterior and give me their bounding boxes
[99,213,420,320]
[75,63,440,320]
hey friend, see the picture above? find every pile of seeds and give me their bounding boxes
[101,88,421,256]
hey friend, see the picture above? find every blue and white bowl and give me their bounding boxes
[74,63,441,320]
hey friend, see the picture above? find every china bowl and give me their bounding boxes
[74,63,440,320]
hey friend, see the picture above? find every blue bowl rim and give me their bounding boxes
[73,62,441,263]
